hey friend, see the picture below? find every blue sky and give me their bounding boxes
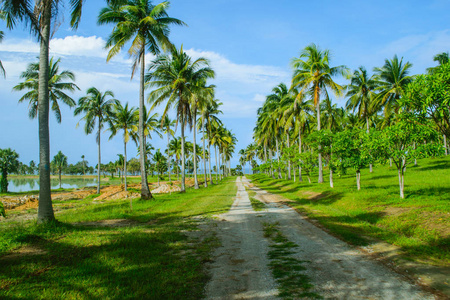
[1,0,450,168]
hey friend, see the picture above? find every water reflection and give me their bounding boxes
[9,177,97,192]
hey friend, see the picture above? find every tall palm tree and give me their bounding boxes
[160,115,176,183]
[109,102,138,191]
[168,137,182,181]
[74,87,117,194]
[291,43,348,183]
[14,57,79,122]
[373,55,413,116]
[147,45,214,192]
[52,150,67,189]
[81,155,86,175]
[98,0,184,199]
[203,100,223,184]
[346,66,378,172]
[2,0,87,222]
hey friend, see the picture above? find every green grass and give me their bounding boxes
[0,177,237,299]
[263,222,320,299]
[250,157,450,265]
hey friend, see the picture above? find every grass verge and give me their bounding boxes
[0,177,237,299]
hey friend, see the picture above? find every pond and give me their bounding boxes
[7,177,98,193]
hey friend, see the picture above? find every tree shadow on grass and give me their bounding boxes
[417,159,450,172]
[0,218,208,299]
[406,186,450,198]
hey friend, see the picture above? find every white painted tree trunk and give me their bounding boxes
[356,170,361,191]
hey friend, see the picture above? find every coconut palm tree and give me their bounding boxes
[291,43,348,183]
[160,115,176,183]
[13,57,79,122]
[52,151,67,189]
[168,137,182,181]
[147,45,214,192]
[74,87,117,194]
[81,155,86,175]
[109,102,138,191]
[345,66,378,172]
[2,0,88,222]
[427,52,449,74]
[203,100,223,184]
[98,0,184,199]
[373,55,413,116]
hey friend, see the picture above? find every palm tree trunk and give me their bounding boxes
[208,140,213,184]
[214,144,218,183]
[287,135,291,180]
[298,131,303,182]
[97,120,101,194]
[37,2,55,223]
[317,101,324,183]
[139,50,151,199]
[193,112,199,189]
[276,138,281,179]
[124,141,127,191]
[201,117,207,187]
[167,132,171,183]
[367,116,373,173]
[180,114,186,192]
[59,169,61,189]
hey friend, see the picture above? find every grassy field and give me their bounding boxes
[0,177,236,299]
[249,156,450,265]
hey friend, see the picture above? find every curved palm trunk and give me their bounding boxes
[180,115,186,192]
[208,140,213,184]
[37,3,55,223]
[139,51,151,199]
[193,112,199,189]
[201,117,207,187]
[317,100,324,183]
[124,140,127,191]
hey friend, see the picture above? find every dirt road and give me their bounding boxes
[205,177,434,299]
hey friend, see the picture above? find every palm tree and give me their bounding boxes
[0,12,6,77]
[74,87,117,194]
[81,155,86,175]
[2,0,87,222]
[291,43,348,183]
[13,57,79,122]
[203,100,223,184]
[427,52,449,74]
[109,102,138,191]
[168,137,182,181]
[98,0,184,200]
[147,45,214,192]
[52,151,67,189]
[160,115,176,183]
[346,66,378,172]
[373,55,413,116]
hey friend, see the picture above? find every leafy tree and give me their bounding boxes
[333,129,373,191]
[291,43,348,183]
[74,87,117,193]
[14,57,78,123]
[403,63,450,155]
[307,130,336,188]
[373,118,442,198]
[298,151,316,184]
[29,160,36,175]
[52,151,67,189]
[0,148,19,193]
[153,149,167,185]
[99,0,184,199]
[427,51,449,74]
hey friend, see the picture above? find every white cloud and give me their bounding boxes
[252,93,266,102]
[50,35,107,58]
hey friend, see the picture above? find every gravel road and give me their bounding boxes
[204,177,435,300]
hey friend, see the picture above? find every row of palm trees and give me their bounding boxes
[1,0,237,222]
[245,43,448,184]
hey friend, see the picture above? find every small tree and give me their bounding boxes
[298,151,316,184]
[0,148,20,193]
[333,129,373,191]
[52,151,68,189]
[307,130,335,187]
[374,118,442,198]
